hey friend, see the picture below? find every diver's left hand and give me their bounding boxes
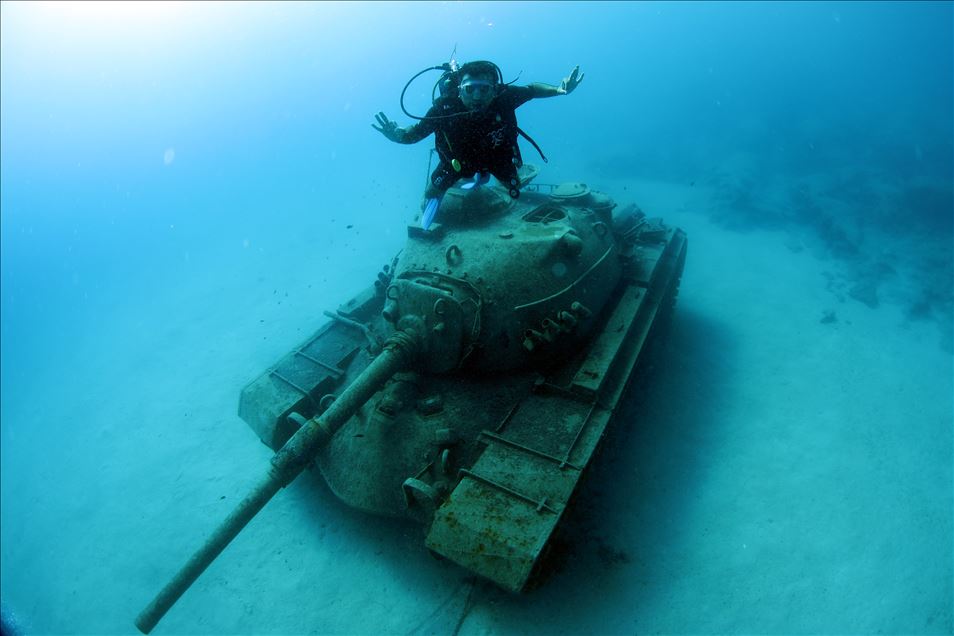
[560,65,584,95]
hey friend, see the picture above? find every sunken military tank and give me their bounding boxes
[135,166,687,633]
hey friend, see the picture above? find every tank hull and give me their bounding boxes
[238,184,687,592]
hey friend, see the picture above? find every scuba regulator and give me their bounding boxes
[399,58,505,122]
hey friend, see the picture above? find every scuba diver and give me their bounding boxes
[372,60,584,229]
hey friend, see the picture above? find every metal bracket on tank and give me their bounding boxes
[322,310,382,353]
[477,430,582,471]
[457,468,559,514]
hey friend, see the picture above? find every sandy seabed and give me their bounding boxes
[1,176,951,635]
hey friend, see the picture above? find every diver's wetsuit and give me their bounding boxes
[395,86,535,198]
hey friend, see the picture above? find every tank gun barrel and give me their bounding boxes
[134,329,421,634]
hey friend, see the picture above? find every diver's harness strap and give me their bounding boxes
[517,126,548,164]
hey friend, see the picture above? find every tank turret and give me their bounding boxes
[385,181,621,373]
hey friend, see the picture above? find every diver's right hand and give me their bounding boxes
[372,112,402,142]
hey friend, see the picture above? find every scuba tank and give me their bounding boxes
[437,55,459,99]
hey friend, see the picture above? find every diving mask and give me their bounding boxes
[460,80,495,97]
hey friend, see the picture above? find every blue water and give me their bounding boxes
[1,2,951,634]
